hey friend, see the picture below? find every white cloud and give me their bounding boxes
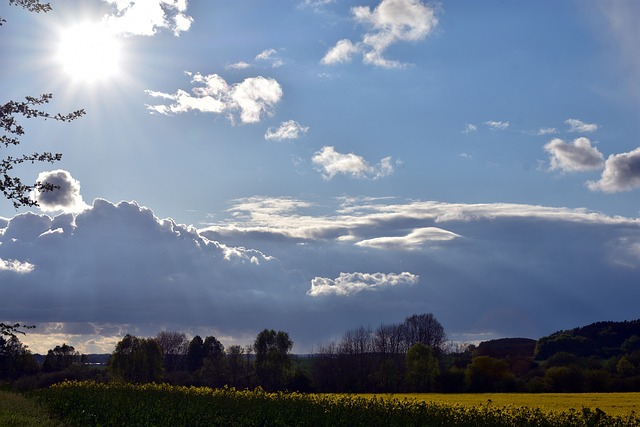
[485,120,509,130]
[355,227,460,251]
[588,147,640,192]
[565,118,598,133]
[321,39,361,65]
[32,170,89,213]
[0,258,35,273]
[255,49,284,68]
[145,72,283,124]
[226,62,252,70]
[265,120,309,141]
[312,146,395,180]
[299,0,335,9]
[462,123,477,134]
[543,137,605,172]
[537,127,558,135]
[102,0,193,36]
[322,0,438,68]
[308,272,418,296]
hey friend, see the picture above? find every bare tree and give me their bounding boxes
[155,331,188,372]
[402,313,446,352]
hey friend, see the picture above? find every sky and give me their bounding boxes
[0,0,639,354]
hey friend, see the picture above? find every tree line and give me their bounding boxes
[2,315,640,393]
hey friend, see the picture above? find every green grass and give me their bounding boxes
[0,390,65,427]
[357,393,640,418]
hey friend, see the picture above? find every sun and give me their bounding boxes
[56,22,122,83]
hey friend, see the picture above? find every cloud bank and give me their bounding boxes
[3,195,640,353]
[322,0,438,68]
[146,72,283,124]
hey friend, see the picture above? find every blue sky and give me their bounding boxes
[1,0,639,353]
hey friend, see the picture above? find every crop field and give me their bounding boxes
[32,381,640,426]
[358,393,640,417]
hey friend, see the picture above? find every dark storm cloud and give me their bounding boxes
[2,197,640,353]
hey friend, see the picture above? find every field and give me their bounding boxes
[30,381,640,426]
[0,390,64,427]
[359,393,640,417]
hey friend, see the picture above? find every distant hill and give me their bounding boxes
[475,338,536,359]
[534,319,640,360]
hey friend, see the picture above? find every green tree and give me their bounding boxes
[186,335,205,373]
[197,336,227,387]
[42,343,81,372]
[254,329,293,390]
[465,356,515,392]
[405,343,439,392]
[108,334,164,383]
[0,335,37,379]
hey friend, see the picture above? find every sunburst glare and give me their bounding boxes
[56,22,122,83]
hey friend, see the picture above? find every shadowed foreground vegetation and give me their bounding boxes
[31,381,640,427]
[0,389,64,427]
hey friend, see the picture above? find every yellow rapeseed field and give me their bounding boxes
[357,393,640,417]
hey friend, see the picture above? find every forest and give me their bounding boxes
[2,315,640,394]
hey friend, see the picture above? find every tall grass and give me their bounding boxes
[33,381,640,427]
[0,390,65,427]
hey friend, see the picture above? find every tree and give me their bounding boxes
[198,336,227,387]
[1,1,85,207]
[405,343,439,392]
[0,335,37,379]
[254,329,293,390]
[155,331,188,372]
[0,322,34,339]
[465,356,515,392]
[108,334,164,383]
[402,313,446,353]
[186,335,205,373]
[42,343,81,372]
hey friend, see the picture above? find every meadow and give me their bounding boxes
[31,381,640,426]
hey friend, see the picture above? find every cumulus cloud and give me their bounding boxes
[0,258,34,273]
[588,147,640,192]
[312,146,395,180]
[321,0,438,68]
[321,39,361,65]
[543,137,605,172]
[485,120,509,130]
[308,272,418,296]
[32,170,89,213]
[264,120,309,141]
[255,49,284,68]
[565,118,598,133]
[102,0,193,36]
[145,72,283,124]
